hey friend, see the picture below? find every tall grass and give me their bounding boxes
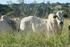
[0,19,69,47]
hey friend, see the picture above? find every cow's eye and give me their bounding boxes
[53,15,58,18]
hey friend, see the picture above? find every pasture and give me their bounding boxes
[0,18,69,47]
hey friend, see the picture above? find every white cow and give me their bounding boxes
[20,11,64,35]
[0,15,13,32]
[47,11,64,34]
[20,16,47,32]
[0,15,19,32]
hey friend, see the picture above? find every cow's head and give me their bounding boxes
[56,11,64,28]
[56,11,64,20]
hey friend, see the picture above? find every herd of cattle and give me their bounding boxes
[0,10,70,35]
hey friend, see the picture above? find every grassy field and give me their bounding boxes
[0,19,69,47]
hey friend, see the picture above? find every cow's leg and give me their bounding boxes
[17,23,20,32]
[20,22,26,31]
[32,23,36,32]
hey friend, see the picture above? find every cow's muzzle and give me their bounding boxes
[60,21,63,25]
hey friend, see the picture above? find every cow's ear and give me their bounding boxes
[53,15,58,18]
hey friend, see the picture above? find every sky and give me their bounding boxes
[0,0,70,4]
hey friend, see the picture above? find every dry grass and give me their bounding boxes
[0,19,69,47]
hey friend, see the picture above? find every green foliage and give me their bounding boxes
[0,2,70,18]
[0,4,12,15]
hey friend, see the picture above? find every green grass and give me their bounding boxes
[0,19,69,47]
